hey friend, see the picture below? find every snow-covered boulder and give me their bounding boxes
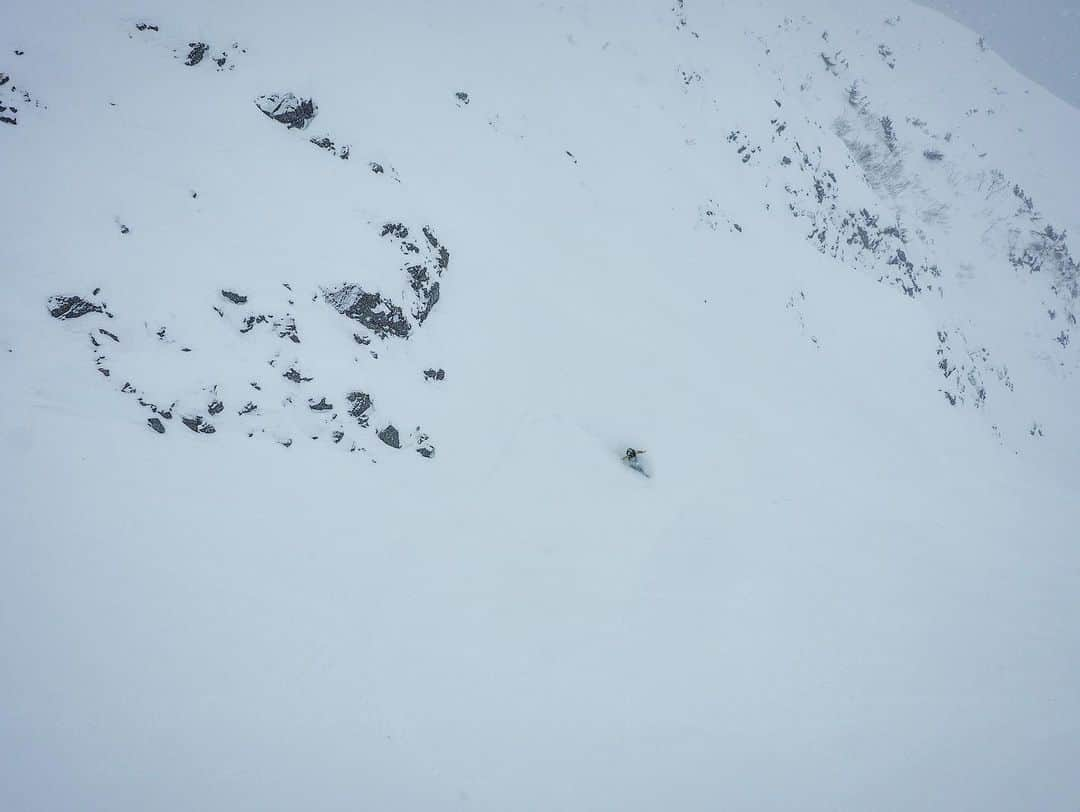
[254,92,317,129]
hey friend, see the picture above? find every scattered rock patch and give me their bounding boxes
[346,391,372,426]
[310,135,350,159]
[182,415,216,434]
[184,42,208,66]
[283,367,313,383]
[48,295,103,320]
[255,93,317,129]
[323,285,411,339]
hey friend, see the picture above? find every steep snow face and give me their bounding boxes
[2,1,1079,810]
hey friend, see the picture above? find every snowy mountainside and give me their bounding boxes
[8,0,1077,458]
[2,1,1079,810]
[684,3,1080,442]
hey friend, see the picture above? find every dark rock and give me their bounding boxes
[377,425,401,448]
[309,397,333,411]
[184,43,208,66]
[238,402,257,415]
[369,162,384,174]
[135,23,159,32]
[255,93,317,129]
[331,430,344,444]
[138,398,171,419]
[121,382,136,394]
[415,429,435,458]
[147,417,165,433]
[422,227,450,270]
[455,91,470,104]
[207,399,224,415]
[14,50,25,56]
[240,314,269,333]
[283,367,313,383]
[423,368,446,381]
[182,415,216,434]
[119,224,130,235]
[323,285,411,339]
[214,53,227,68]
[213,306,224,317]
[48,295,102,319]
[311,136,348,159]
[353,333,371,346]
[277,319,300,343]
[142,401,169,419]
[378,223,449,326]
[99,328,119,342]
[250,381,262,391]
[411,274,440,325]
[346,391,372,426]
[221,289,247,304]
[98,367,110,377]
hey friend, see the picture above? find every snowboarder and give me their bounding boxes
[623,447,648,476]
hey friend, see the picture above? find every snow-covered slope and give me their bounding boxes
[2,1,1078,809]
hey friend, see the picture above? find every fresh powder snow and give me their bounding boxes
[2,0,1079,809]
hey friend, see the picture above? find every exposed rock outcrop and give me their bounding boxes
[255,93,317,129]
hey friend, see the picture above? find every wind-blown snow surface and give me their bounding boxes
[2,0,1079,809]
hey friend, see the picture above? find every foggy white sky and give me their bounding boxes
[918,0,1080,108]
